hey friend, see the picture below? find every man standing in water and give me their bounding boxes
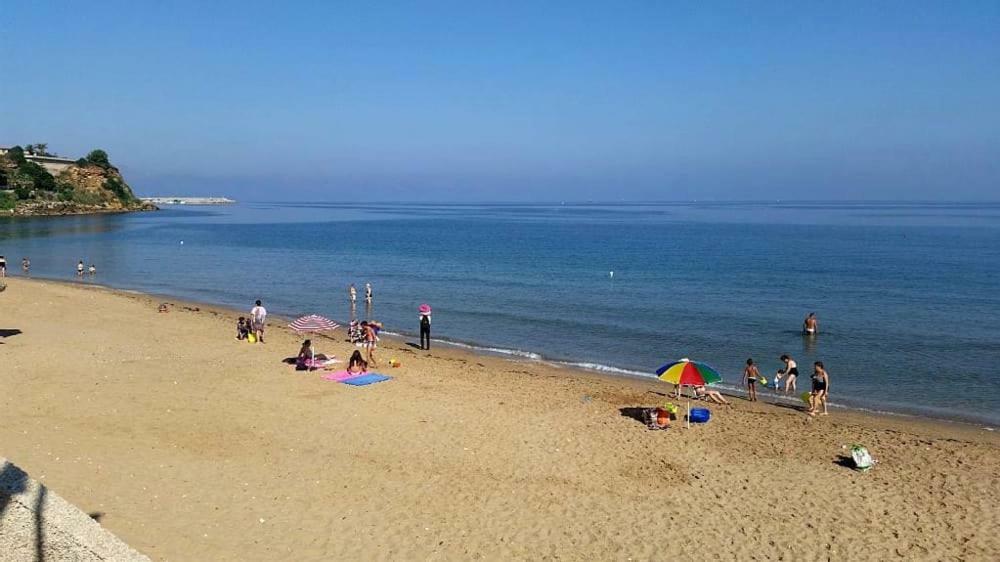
[250,299,267,343]
[803,312,819,335]
[348,284,357,321]
[22,257,29,274]
[364,282,373,319]
[76,260,84,277]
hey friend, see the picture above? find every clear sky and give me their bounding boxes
[2,1,998,201]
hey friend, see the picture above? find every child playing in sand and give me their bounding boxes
[236,317,249,340]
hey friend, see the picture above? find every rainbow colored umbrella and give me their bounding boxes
[656,358,722,386]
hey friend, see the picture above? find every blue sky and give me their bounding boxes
[2,1,998,201]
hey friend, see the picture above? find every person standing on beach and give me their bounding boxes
[362,321,378,367]
[88,264,96,276]
[0,255,6,278]
[250,299,267,343]
[778,354,798,395]
[743,358,759,402]
[21,257,29,274]
[803,312,819,335]
[808,362,830,416]
[76,260,84,277]
[419,311,431,350]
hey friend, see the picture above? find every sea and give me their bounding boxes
[3,201,999,426]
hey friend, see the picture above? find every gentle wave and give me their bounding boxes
[551,361,655,379]
[382,330,544,360]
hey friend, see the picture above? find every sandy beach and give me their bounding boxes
[1,277,998,560]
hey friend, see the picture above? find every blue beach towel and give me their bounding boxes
[340,373,392,386]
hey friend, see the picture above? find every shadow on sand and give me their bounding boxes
[0,328,23,342]
[1,460,46,560]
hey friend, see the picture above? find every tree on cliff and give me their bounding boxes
[85,149,112,169]
[5,146,27,166]
[24,143,52,157]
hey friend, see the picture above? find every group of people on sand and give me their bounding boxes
[742,318,831,416]
[236,300,268,343]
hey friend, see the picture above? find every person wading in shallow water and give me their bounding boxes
[743,358,760,402]
[803,312,819,335]
[777,354,798,395]
[808,361,830,416]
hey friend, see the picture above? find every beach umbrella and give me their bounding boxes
[289,315,339,333]
[655,358,722,428]
[655,358,722,386]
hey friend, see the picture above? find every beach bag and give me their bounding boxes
[643,408,670,430]
[247,332,257,343]
[689,408,711,423]
[850,445,874,472]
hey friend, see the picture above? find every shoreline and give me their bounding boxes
[0,205,157,218]
[2,276,998,559]
[10,273,999,430]
[11,275,998,439]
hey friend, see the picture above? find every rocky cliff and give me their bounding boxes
[0,145,156,216]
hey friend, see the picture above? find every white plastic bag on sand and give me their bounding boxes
[851,445,874,472]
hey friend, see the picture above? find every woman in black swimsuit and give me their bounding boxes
[809,361,830,416]
[778,354,798,395]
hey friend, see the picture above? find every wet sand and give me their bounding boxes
[1,277,998,560]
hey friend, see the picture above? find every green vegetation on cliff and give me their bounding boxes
[0,144,151,214]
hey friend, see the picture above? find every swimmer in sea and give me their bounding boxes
[803,312,819,335]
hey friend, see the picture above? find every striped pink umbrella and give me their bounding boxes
[289,315,339,333]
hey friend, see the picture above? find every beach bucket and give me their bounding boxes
[689,408,711,423]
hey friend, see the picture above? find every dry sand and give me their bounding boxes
[1,277,998,560]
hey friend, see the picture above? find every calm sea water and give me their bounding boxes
[3,202,999,425]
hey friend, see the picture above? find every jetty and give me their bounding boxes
[140,197,235,205]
